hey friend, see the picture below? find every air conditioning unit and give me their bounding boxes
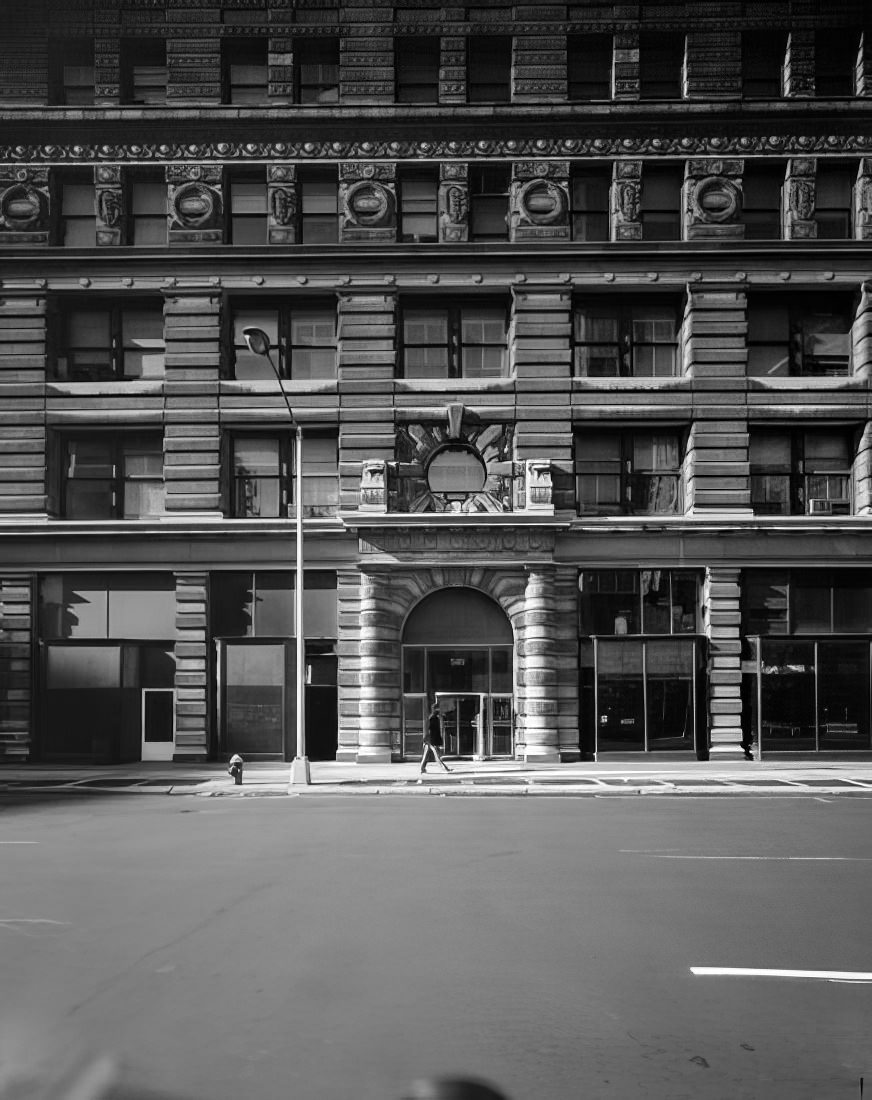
[808,498,851,516]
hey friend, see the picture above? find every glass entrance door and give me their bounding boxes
[437,693,485,758]
[221,641,288,757]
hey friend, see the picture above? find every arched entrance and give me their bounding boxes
[401,587,515,760]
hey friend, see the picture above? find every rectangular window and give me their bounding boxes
[222,37,268,104]
[62,434,165,519]
[398,168,439,242]
[295,37,340,103]
[228,171,268,245]
[298,169,339,244]
[639,32,685,100]
[229,300,337,380]
[573,299,679,378]
[469,164,510,241]
[746,295,853,377]
[301,432,339,517]
[57,301,165,381]
[742,162,783,239]
[59,176,96,247]
[401,301,507,379]
[641,166,682,241]
[742,30,786,98]
[231,435,287,518]
[395,36,440,103]
[815,164,853,240]
[815,29,860,97]
[570,166,610,242]
[130,175,166,246]
[49,39,94,105]
[580,569,699,636]
[749,429,853,516]
[567,34,612,100]
[121,39,167,106]
[575,430,684,516]
[467,35,512,103]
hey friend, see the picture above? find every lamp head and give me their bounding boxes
[242,327,272,358]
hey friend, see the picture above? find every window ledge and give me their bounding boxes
[220,379,338,394]
[395,377,514,393]
[747,375,862,389]
[573,376,690,390]
[47,380,165,396]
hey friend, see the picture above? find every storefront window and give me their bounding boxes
[581,570,699,636]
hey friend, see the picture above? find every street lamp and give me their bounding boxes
[242,327,310,786]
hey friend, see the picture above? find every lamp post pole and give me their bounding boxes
[242,328,310,786]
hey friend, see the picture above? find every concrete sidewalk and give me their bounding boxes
[3,758,872,797]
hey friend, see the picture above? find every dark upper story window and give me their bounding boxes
[742,162,784,239]
[749,429,854,516]
[295,37,339,103]
[56,174,96,247]
[575,430,684,517]
[469,165,510,241]
[130,174,167,246]
[229,432,338,519]
[815,28,860,97]
[395,35,440,102]
[580,570,700,636]
[641,165,682,241]
[639,32,685,99]
[222,37,268,104]
[120,38,167,106]
[746,294,853,378]
[567,33,613,100]
[298,168,339,244]
[467,35,512,102]
[228,171,268,245]
[55,300,165,382]
[573,299,680,378]
[570,166,611,242]
[741,30,786,98]
[742,569,872,636]
[401,300,508,379]
[48,39,94,105]
[398,168,439,243]
[229,300,337,381]
[61,433,165,519]
[815,164,854,239]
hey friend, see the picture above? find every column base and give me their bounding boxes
[521,747,561,764]
[356,747,393,764]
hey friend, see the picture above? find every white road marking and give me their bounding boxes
[0,840,39,845]
[692,967,872,983]
[621,852,870,861]
[0,919,69,925]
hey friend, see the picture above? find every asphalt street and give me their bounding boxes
[1,794,871,1100]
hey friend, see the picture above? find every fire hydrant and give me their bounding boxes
[227,754,244,785]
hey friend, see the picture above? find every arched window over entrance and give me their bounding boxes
[402,587,514,761]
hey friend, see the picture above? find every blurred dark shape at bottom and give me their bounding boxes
[399,1078,511,1100]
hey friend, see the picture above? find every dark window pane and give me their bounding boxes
[742,31,786,98]
[467,35,512,102]
[396,36,440,102]
[639,32,684,99]
[568,34,612,100]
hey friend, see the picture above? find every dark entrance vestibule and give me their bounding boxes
[401,587,514,760]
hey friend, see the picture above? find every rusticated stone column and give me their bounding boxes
[704,567,745,760]
[520,566,560,762]
[0,575,34,760]
[357,570,399,763]
[853,422,872,516]
[554,567,581,762]
[855,161,872,240]
[174,572,209,762]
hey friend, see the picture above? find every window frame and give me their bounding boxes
[575,429,685,517]
[567,33,613,101]
[227,299,338,381]
[746,294,854,378]
[221,37,269,105]
[814,164,854,240]
[814,28,860,98]
[229,433,291,519]
[120,38,168,106]
[48,38,95,106]
[570,166,611,242]
[399,299,508,380]
[467,34,512,103]
[298,168,339,244]
[573,298,680,379]
[55,300,166,382]
[468,164,511,242]
[741,30,786,99]
[640,165,683,242]
[227,430,339,519]
[398,168,440,243]
[294,37,340,104]
[749,428,854,516]
[61,432,166,520]
[639,31,686,100]
[129,173,167,247]
[57,174,97,247]
[742,162,784,239]
[227,170,268,245]
[395,35,441,103]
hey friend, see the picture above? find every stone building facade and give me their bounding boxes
[1,0,872,765]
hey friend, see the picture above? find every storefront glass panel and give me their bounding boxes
[818,642,870,750]
[596,639,645,751]
[645,640,695,750]
[223,642,287,756]
[760,640,816,750]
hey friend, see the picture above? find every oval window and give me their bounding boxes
[426,446,487,495]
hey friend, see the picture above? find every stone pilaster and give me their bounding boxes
[510,161,569,243]
[339,162,396,244]
[94,34,120,104]
[513,34,566,101]
[439,163,469,243]
[174,572,209,762]
[520,567,560,762]
[858,31,872,97]
[166,6,221,104]
[685,30,741,98]
[167,165,224,246]
[855,161,872,241]
[162,291,222,517]
[554,567,581,762]
[853,283,872,383]
[613,31,639,99]
[785,29,814,97]
[612,161,641,241]
[0,293,47,516]
[336,569,362,761]
[357,570,397,763]
[268,36,294,104]
[854,422,872,516]
[704,567,744,760]
[684,160,743,241]
[0,167,50,247]
[340,7,393,104]
[0,575,34,760]
[267,164,297,244]
[783,158,817,240]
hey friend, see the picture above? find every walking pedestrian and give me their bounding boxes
[419,701,451,776]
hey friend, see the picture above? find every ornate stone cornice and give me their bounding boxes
[4,134,872,163]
